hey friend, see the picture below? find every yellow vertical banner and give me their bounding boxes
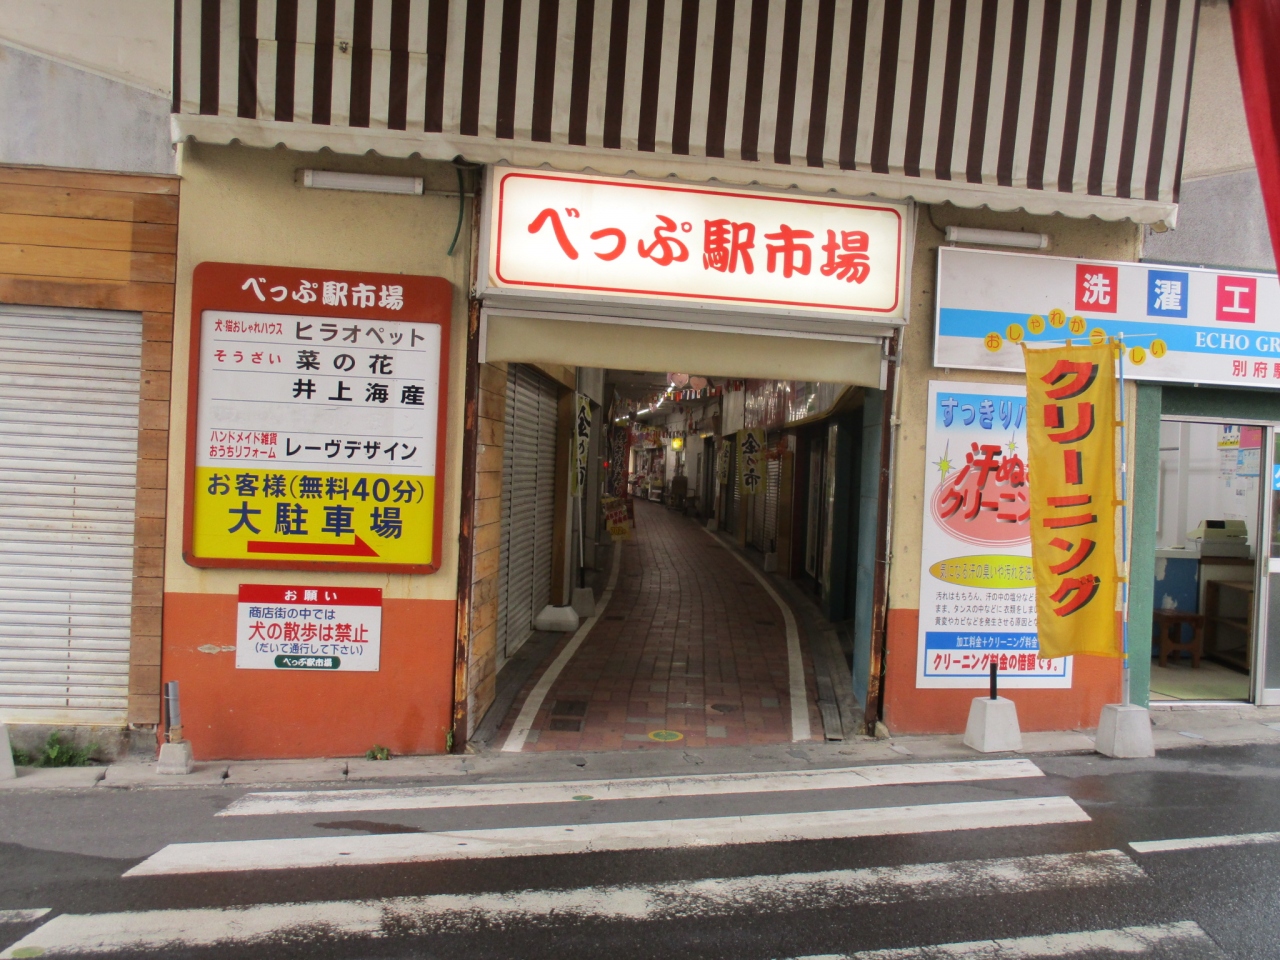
[1022,341,1121,658]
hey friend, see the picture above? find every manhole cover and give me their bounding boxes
[552,700,588,717]
[710,703,737,713]
[548,718,583,732]
[648,730,684,742]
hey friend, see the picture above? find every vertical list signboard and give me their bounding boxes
[916,381,1072,689]
[184,263,451,573]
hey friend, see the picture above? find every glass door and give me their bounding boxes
[1261,428,1280,704]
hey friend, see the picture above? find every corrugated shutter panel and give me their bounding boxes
[495,365,516,669]
[499,365,559,660]
[531,371,557,619]
[750,464,767,551]
[0,306,141,725]
[764,457,781,551]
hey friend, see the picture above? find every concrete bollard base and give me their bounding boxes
[762,552,778,572]
[156,741,195,775]
[963,697,1023,753]
[706,518,718,532]
[0,724,15,780]
[1094,703,1155,758]
[571,587,596,619]
[533,605,580,633]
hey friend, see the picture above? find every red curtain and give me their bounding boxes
[1232,0,1280,263]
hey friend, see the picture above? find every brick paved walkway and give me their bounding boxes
[494,498,821,752]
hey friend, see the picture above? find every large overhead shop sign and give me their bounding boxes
[481,168,908,323]
[185,263,451,572]
[936,247,1280,386]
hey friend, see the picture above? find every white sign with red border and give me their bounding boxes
[482,168,908,321]
[236,584,382,671]
[936,247,1280,388]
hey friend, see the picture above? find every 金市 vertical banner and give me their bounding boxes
[1023,342,1120,659]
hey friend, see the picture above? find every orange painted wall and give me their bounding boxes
[883,608,1123,735]
[162,593,457,760]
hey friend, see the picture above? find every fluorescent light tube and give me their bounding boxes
[944,226,1049,249]
[302,170,424,195]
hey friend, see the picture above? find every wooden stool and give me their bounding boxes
[1153,611,1204,668]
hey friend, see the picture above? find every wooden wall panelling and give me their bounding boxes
[0,165,178,729]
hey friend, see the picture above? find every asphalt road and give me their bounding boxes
[1,743,1279,958]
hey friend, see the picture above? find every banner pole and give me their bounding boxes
[1117,335,1131,707]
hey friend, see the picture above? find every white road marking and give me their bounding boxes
[790,921,1223,958]
[126,796,1088,877]
[702,524,811,741]
[0,909,51,924]
[218,758,1044,816]
[501,540,622,752]
[3,851,1140,957]
[1130,830,1280,854]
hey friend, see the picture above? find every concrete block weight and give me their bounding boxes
[963,697,1023,753]
[1095,703,1155,758]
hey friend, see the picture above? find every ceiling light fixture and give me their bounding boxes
[944,226,1049,250]
[301,170,425,195]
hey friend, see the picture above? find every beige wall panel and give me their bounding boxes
[165,142,473,601]
[485,314,886,386]
[887,207,1142,611]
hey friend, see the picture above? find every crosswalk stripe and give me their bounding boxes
[125,796,1089,877]
[218,758,1045,817]
[787,920,1224,958]
[1130,830,1280,854]
[1,851,1141,957]
[0,909,50,925]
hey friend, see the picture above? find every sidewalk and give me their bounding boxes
[4,702,1278,791]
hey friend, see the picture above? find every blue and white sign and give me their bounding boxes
[935,247,1280,388]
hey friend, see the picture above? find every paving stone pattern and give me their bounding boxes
[496,499,822,752]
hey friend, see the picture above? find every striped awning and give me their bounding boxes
[173,0,1199,224]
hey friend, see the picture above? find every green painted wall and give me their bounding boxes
[1161,386,1280,422]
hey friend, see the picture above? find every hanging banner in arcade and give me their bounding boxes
[1023,343,1121,659]
[185,263,452,573]
[916,381,1072,689]
[738,429,765,496]
[571,393,591,497]
[935,247,1280,388]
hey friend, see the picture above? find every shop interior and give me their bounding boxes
[1152,419,1264,702]
[474,361,874,753]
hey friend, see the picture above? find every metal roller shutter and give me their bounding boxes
[763,457,781,551]
[750,463,767,551]
[496,365,560,661]
[0,305,142,725]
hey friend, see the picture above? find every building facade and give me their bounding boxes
[11,0,1261,757]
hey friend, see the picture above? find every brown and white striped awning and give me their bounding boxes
[173,0,1200,224]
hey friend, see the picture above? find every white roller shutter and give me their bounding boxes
[495,365,559,661]
[0,305,142,725]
